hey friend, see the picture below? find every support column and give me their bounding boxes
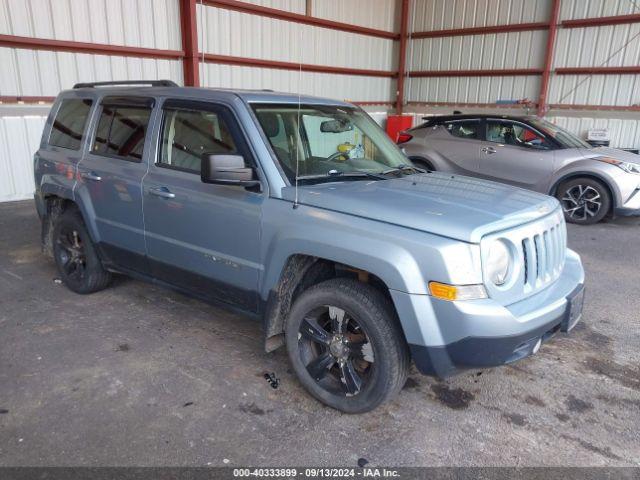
[180,0,200,87]
[395,0,410,114]
[537,0,561,117]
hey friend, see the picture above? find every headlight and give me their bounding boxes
[486,240,511,286]
[595,156,640,174]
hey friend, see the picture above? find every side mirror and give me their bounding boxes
[201,154,260,187]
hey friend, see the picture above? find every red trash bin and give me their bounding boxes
[386,115,413,142]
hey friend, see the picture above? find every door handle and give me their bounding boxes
[80,172,102,181]
[149,187,176,199]
[482,146,497,154]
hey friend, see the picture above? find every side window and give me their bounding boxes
[48,99,93,150]
[444,120,480,140]
[158,107,237,173]
[255,111,293,169]
[486,120,552,150]
[92,104,152,161]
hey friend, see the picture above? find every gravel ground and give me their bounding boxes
[0,200,638,467]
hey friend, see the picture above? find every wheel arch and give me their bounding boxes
[549,171,618,211]
[41,193,100,256]
[262,254,400,353]
[408,155,435,171]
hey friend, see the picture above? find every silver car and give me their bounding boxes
[399,114,640,224]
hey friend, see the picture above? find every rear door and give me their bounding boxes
[431,118,484,176]
[75,96,154,273]
[478,119,556,192]
[142,99,263,312]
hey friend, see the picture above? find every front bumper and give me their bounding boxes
[391,249,585,377]
[614,182,640,216]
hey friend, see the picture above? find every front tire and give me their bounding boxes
[556,177,611,225]
[285,278,409,413]
[52,209,112,294]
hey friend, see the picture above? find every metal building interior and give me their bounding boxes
[0,0,639,471]
[1,0,639,202]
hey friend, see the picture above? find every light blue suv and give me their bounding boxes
[34,81,585,412]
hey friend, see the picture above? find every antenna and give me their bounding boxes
[293,21,303,209]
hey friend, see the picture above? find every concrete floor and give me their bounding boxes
[0,200,639,467]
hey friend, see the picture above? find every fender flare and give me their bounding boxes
[40,187,100,245]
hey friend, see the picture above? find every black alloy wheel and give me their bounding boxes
[56,226,87,282]
[299,305,374,397]
[52,209,112,294]
[285,278,409,413]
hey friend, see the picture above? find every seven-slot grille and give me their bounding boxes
[521,220,566,289]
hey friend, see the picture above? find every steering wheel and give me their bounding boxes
[327,151,350,162]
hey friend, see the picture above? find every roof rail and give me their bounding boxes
[73,80,178,89]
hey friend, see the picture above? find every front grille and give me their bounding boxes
[521,221,566,289]
[482,207,567,306]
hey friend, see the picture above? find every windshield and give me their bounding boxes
[252,104,413,183]
[529,118,592,149]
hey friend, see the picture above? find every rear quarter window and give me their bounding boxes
[48,99,93,150]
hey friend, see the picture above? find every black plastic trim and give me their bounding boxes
[74,80,177,89]
[408,289,583,378]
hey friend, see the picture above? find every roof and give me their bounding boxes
[67,83,353,107]
[419,113,538,124]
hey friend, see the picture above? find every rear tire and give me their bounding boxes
[556,177,611,225]
[410,157,434,172]
[285,278,409,413]
[52,209,112,294]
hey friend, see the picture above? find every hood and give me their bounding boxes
[584,146,640,165]
[282,172,559,243]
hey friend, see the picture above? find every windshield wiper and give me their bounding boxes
[296,171,388,182]
[382,164,426,175]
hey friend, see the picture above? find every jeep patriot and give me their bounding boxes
[34,80,585,412]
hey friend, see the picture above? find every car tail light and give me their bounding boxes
[397,133,413,144]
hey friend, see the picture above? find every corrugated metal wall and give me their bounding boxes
[240,0,398,31]
[0,0,638,202]
[550,3,640,106]
[201,64,395,102]
[544,0,639,148]
[406,0,549,104]
[410,0,550,29]
[0,0,181,47]
[405,0,640,150]
[406,0,640,108]
[0,111,46,202]
[196,2,397,103]
[549,115,640,148]
[407,75,541,104]
[0,0,184,95]
[0,0,399,202]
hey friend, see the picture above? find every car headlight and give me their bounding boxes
[486,240,511,286]
[595,156,640,174]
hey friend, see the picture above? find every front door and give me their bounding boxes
[76,96,155,273]
[478,119,556,192]
[142,99,263,312]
